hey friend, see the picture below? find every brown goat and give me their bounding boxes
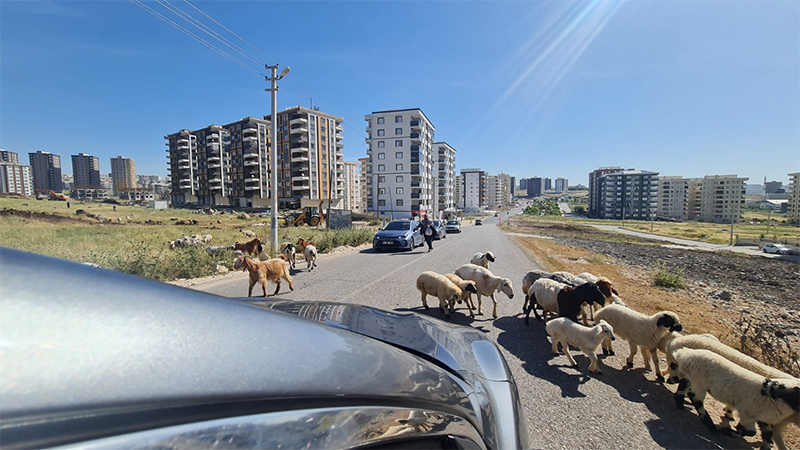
[234,238,263,256]
[234,256,294,297]
[296,237,315,252]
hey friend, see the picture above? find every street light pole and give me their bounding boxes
[265,64,290,254]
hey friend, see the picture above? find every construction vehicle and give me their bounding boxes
[286,200,324,227]
[37,190,68,201]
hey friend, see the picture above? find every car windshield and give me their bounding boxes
[447,221,458,225]
[383,221,411,231]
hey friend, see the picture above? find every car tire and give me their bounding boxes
[763,249,767,253]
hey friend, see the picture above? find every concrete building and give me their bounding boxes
[657,176,691,220]
[510,176,516,197]
[697,175,748,223]
[544,178,552,191]
[70,187,109,201]
[119,189,154,202]
[365,109,435,218]
[1,150,19,164]
[461,168,486,213]
[342,161,361,212]
[527,177,543,198]
[71,153,101,188]
[555,177,568,193]
[788,172,800,224]
[433,142,457,216]
[519,178,528,191]
[486,174,512,210]
[764,180,782,195]
[596,169,659,220]
[588,166,622,217]
[110,156,136,196]
[28,151,63,193]
[358,157,369,213]
[455,174,463,210]
[0,162,34,196]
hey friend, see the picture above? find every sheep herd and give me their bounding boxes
[417,251,799,450]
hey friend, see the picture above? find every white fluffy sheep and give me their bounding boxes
[547,318,616,374]
[470,251,496,269]
[520,270,574,312]
[454,264,514,319]
[443,273,479,317]
[525,278,564,323]
[668,348,800,449]
[416,271,465,317]
[594,304,683,381]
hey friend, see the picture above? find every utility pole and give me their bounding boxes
[766,208,772,237]
[265,64,290,254]
[729,216,735,246]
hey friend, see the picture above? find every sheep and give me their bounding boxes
[443,273,479,317]
[416,271,465,317]
[524,279,607,326]
[240,229,256,238]
[524,278,564,324]
[667,348,799,450]
[594,304,682,381]
[281,242,297,270]
[453,264,514,319]
[552,271,584,286]
[234,238,263,256]
[297,238,317,271]
[234,256,294,297]
[547,318,616,374]
[470,251,496,269]
[576,273,618,325]
[520,270,576,313]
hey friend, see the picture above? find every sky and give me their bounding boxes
[1,0,798,187]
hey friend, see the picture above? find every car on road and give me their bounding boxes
[432,219,447,239]
[445,220,461,233]
[0,248,530,450]
[373,219,423,251]
[475,219,483,226]
[762,243,794,254]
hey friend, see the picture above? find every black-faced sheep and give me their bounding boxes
[547,318,616,374]
[416,271,465,317]
[668,348,799,450]
[594,304,682,381]
[443,273,479,317]
[454,264,514,319]
[470,251,495,269]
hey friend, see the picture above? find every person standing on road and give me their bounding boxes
[418,213,435,252]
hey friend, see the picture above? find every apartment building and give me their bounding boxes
[697,175,748,223]
[358,157,369,213]
[0,162,34,196]
[527,177,543,198]
[588,166,622,217]
[342,161,361,212]
[28,151,63,193]
[110,156,136,196]
[1,150,19,164]
[555,177,568,193]
[510,176,516,197]
[765,180,782,195]
[455,174,463,210]
[433,142,457,215]
[544,178,552,191]
[657,176,691,220]
[789,172,800,224]
[71,153,102,188]
[519,178,528,191]
[461,168,486,213]
[365,109,435,218]
[596,169,659,220]
[486,173,512,210]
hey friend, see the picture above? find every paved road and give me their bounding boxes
[196,212,742,449]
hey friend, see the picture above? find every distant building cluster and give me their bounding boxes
[518,176,569,197]
[452,169,512,213]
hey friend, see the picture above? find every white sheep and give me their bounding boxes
[240,229,256,238]
[525,278,564,323]
[552,271,584,286]
[416,271,465,317]
[470,251,495,269]
[668,348,800,450]
[594,303,682,381]
[454,264,514,319]
[443,273,478,317]
[547,318,616,374]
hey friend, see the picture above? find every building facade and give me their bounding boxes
[454,174,463,210]
[788,172,800,224]
[486,173,512,209]
[0,162,34,196]
[71,153,102,188]
[461,168,486,213]
[510,176,516,197]
[433,142,457,216]
[657,176,691,220]
[358,157,369,213]
[342,161,361,212]
[527,177,543,198]
[365,109,435,218]
[110,156,136,196]
[596,169,659,220]
[28,151,63,193]
[588,166,622,217]
[544,178,552,191]
[555,177,568,193]
[1,150,19,164]
[764,180,782,194]
[697,175,748,223]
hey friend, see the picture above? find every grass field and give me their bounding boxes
[0,197,376,280]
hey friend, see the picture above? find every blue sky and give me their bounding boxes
[1,0,798,186]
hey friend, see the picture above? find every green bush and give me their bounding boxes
[652,262,685,289]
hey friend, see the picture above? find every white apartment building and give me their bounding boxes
[786,172,799,224]
[433,142,457,216]
[365,109,435,218]
[358,157,369,213]
[657,176,691,220]
[342,161,361,213]
[555,177,568,193]
[454,174,463,210]
[0,162,34,196]
[461,168,486,213]
[698,175,748,223]
[486,173,512,210]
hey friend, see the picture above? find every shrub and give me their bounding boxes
[652,262,685,288]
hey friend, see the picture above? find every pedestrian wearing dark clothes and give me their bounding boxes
[418,213,435,252]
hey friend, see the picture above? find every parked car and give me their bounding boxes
[475,219,483,226]
[762,243,792,254]
[445,220,461,233]
[0,248,530,449]
[432,220,447,239]
[373,220,423,251]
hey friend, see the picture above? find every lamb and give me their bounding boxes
[594,304,682,381]
[668,348,800,450]
[281,242,297,270]
[240,229,256,238]
[416,271,465,317]
[297,238,317,271]
[234,256,294,297]
[453,264,514,319]
[524,279,607,326]
[470,251,495,269]
[233,238,263,256]
[546,318,616,374]
[443,273,479,317]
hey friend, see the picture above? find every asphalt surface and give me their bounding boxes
[196,210,745,450]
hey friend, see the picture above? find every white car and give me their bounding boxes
[762,243,790,254]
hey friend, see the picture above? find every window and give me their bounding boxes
[395,115,403,123]
[396,199,403,206]
[379,199,386,206]
[378,141,385,148]
[396,187,403,195]
[379,176,385,182]
[378,153,385,160]
[377,129,385,137]
[395,128,402,135]
[395,152,403,159]
[377,117,385,124]
[396,164,403,171]
[395,140,403,147]
[396,175,403,182]
[378,164,385,171]
[379,188,386,194]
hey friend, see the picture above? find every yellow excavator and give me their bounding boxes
[286,200,324,227]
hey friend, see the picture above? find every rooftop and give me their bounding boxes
[368,108,434,128]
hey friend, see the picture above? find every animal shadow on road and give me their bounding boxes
[395,306,491,332]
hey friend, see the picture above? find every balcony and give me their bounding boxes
[290,126,308,134]
[336,141,344,148]
[209,177,222,183]
[244,152,259,159]
[289,116,308,126]
[336,124,343,132]
[243,136,258,142]
[208,156,221,162]
[208,163,221,169]
[335,133,343,141]
[410,133,421,142]
[244,185,260,191]
[291,156,310,163]
[410,120,421,130]
[292,184,309,191]
[244,160,259,167]
[292,175,310,181]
